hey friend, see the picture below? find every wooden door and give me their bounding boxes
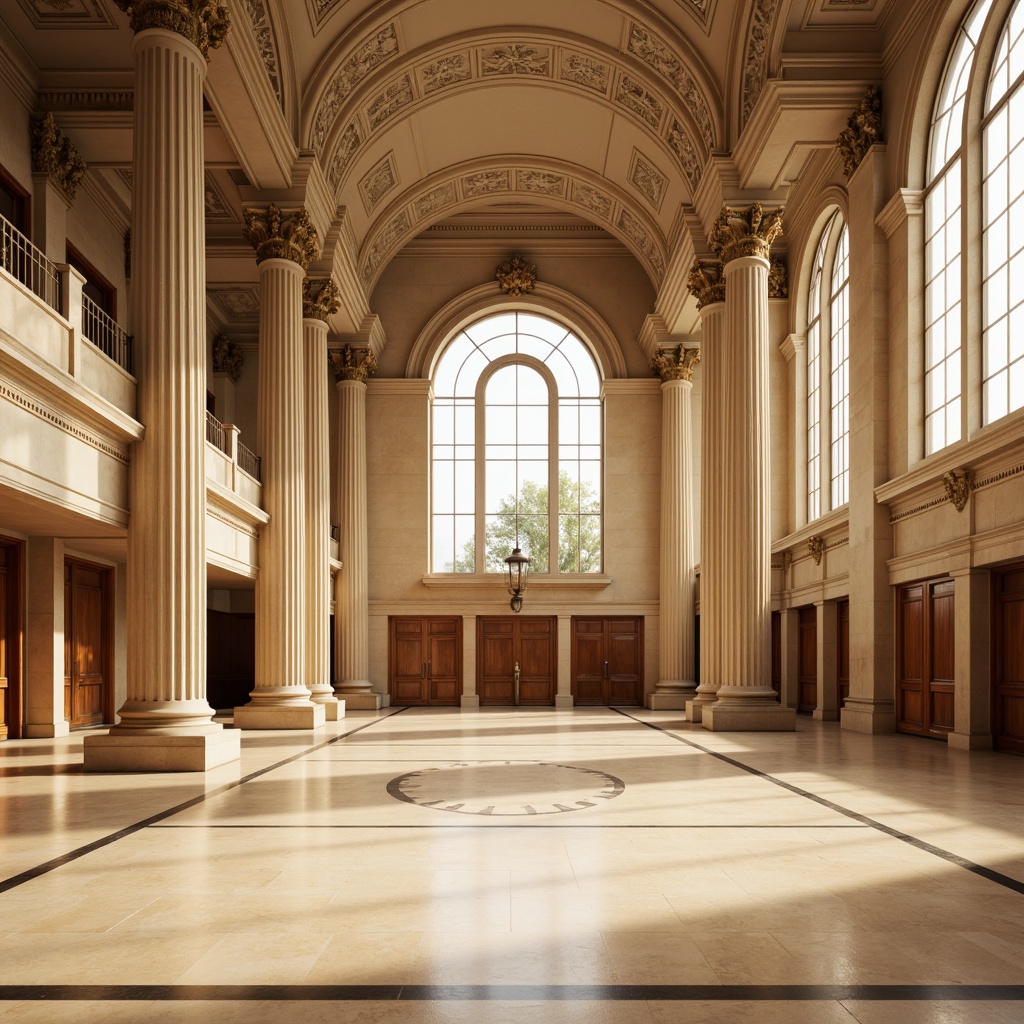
[571,617,643,705]
[65,559,110,728]
[207,610,255,710]
[771,611,781,700]
[0,540,21,740]
[389,617,462,706]
[797,605,817,713]
[897,578,954,738]
[994,565,1024,755]
[477,616,556,706]
[837,600,850,709]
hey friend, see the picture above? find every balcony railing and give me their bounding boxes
[206,411,262,483]
[237,441,261,482]
[0,215,61,312]
[205,410,228,454]
[82,294,133,374]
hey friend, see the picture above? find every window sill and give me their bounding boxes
[421,573,612,590]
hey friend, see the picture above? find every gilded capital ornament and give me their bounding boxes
[330,344,377,383]
[768,254,788,298]
[243,204,320,268]
[113,0,229,59]
[943,468,973,512]
[808,535,825,565]
[652,344,701,382]
[212,334,244,382]
[303,277,341,323]
[30,113,86,202]
[709,203,785,264]
[687,258,725,308]
[837,86,883,178]
[496,254,537,296]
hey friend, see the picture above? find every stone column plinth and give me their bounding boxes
[333,347,381,710]
[235,205,324,730]
[84,16,239,772]
[303,280,343,721]
[701,205,795,733]
[648,347,700,711]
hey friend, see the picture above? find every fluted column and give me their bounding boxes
[686,261,726,723]
[648,345,700,710]
[85,1,240,771]
[303,279,343,721]
[332,346,381,709]
[702,204,795,732]
[234,204,324,730]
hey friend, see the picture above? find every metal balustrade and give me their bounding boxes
[0,214,61,312]
[82,294,133,373]
[237,442,261,482]
[205,410,228,454]
[205,411,262,483]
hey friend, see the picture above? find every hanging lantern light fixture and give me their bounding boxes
[504,545,531,613]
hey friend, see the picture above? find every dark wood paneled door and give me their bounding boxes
[837,600,850,709]
[771,611,781,700]
[571,616,643,706]
[389,616,462,706]
[64,559,111,729]
[797,606,817,713]
[897,578,955,738]
[477,616,556,706]
[994,565,1024,755]
[0,540,21,740]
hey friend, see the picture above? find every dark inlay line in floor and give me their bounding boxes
[150,822,871,829]
[615,709,1024,897]
[1,984,1023,1002]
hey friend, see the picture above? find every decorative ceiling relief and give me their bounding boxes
[365,74,414,130]
[480,44,551,76]
[616,75,663,128]
[628,150,667,211]
[559,52,609,91]
[242,0,283,112]
[418,52,472,94]
[666,118,702,191]
[359,152,398,214]
[210,287,261,321]
[37,89,133,110]
[311,23,400,152]
[16,0,116,28]
[358,163,667,290]
[204,174,237,221]
[742,0,779,127]
[326,122,361,193]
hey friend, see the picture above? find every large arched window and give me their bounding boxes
[431,311,602,574]
[805,212,850,522]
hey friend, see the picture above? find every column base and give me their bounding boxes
[460,695,480,709]
[233,702,326,730]
[555,694,575,709]
[813,709,839,722]
[320,699,345,721]
[840,698,896,734]
[948,731,994,751]
[702,702,796,732]
[25,722,71,738]
[647,690,691,710]
[83,727,241,772]
[685,698,716,723]
[334,692,382,710]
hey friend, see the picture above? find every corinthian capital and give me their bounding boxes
[30,113,86,202]
[243,204,320,268]
[837,86,883,178]
[114,0,229,58]
[652,345,700,382]
[687,258,725,308]
[709,203,784,264]
[329,344,378,383]
[303,278,341,322]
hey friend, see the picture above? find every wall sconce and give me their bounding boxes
[504,546,531,613]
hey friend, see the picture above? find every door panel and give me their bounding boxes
[389,617,462,706]
[797,606,817,714]
[65,559,111,729]
[994,566,1024,755]
[928,581,955,734]
[897,585,925,732]
[0,541,17,740]
[477,617,556,705]
[571,617,643,706]
[837,600,850,708]
[898,578,954,739]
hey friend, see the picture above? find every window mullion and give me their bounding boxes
[475,384,486,573]
[548,392,558,574]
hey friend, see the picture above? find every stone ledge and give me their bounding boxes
[233,703,327,730]
[702,703,796,732]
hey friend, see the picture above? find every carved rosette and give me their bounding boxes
[303,278,341,323]
[243,204,320,268]
[943,468,973,512]
[113,0,230,59]
[808,536,825,565]
[496,254,537,296]
[768,254,788,298]
[30,113,86,202]
[687,257,725,308]
[330,344,378,383]
[837,86,883,178]
[212,335,244,382]
[709,203,785,264]
[652,345,701,382]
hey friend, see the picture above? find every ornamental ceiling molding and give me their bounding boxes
[741,0,781,128]
[15,0,117,28]
[358,151,399,214]
[310,28,715,199]
[241,0,284,113]
[357,159,668,292]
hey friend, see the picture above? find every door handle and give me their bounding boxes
[604,660,609,679]
[514,661,521,706]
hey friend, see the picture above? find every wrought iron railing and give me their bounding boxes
[0,214,61,312]
[205,410,228,454]
[237,441,261,482]
[82,294,133,374]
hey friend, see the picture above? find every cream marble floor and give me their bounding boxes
[1,707,1023,1023]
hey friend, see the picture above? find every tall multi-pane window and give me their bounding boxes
[805,213,849,521]
[431,311,602,574]
[925,0,997,453]
[983,1,1024,423]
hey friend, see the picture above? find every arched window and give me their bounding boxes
[431,311,602,574]
[805,212,850,521]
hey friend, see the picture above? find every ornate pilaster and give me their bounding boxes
[648,345,700,710]
[303,278,343,721]
[84,3,239,770]
[234,205,324,730]
[332,344,380,708]
[702,206,795,732]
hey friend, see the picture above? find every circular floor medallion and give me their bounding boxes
[387,760,625,816]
